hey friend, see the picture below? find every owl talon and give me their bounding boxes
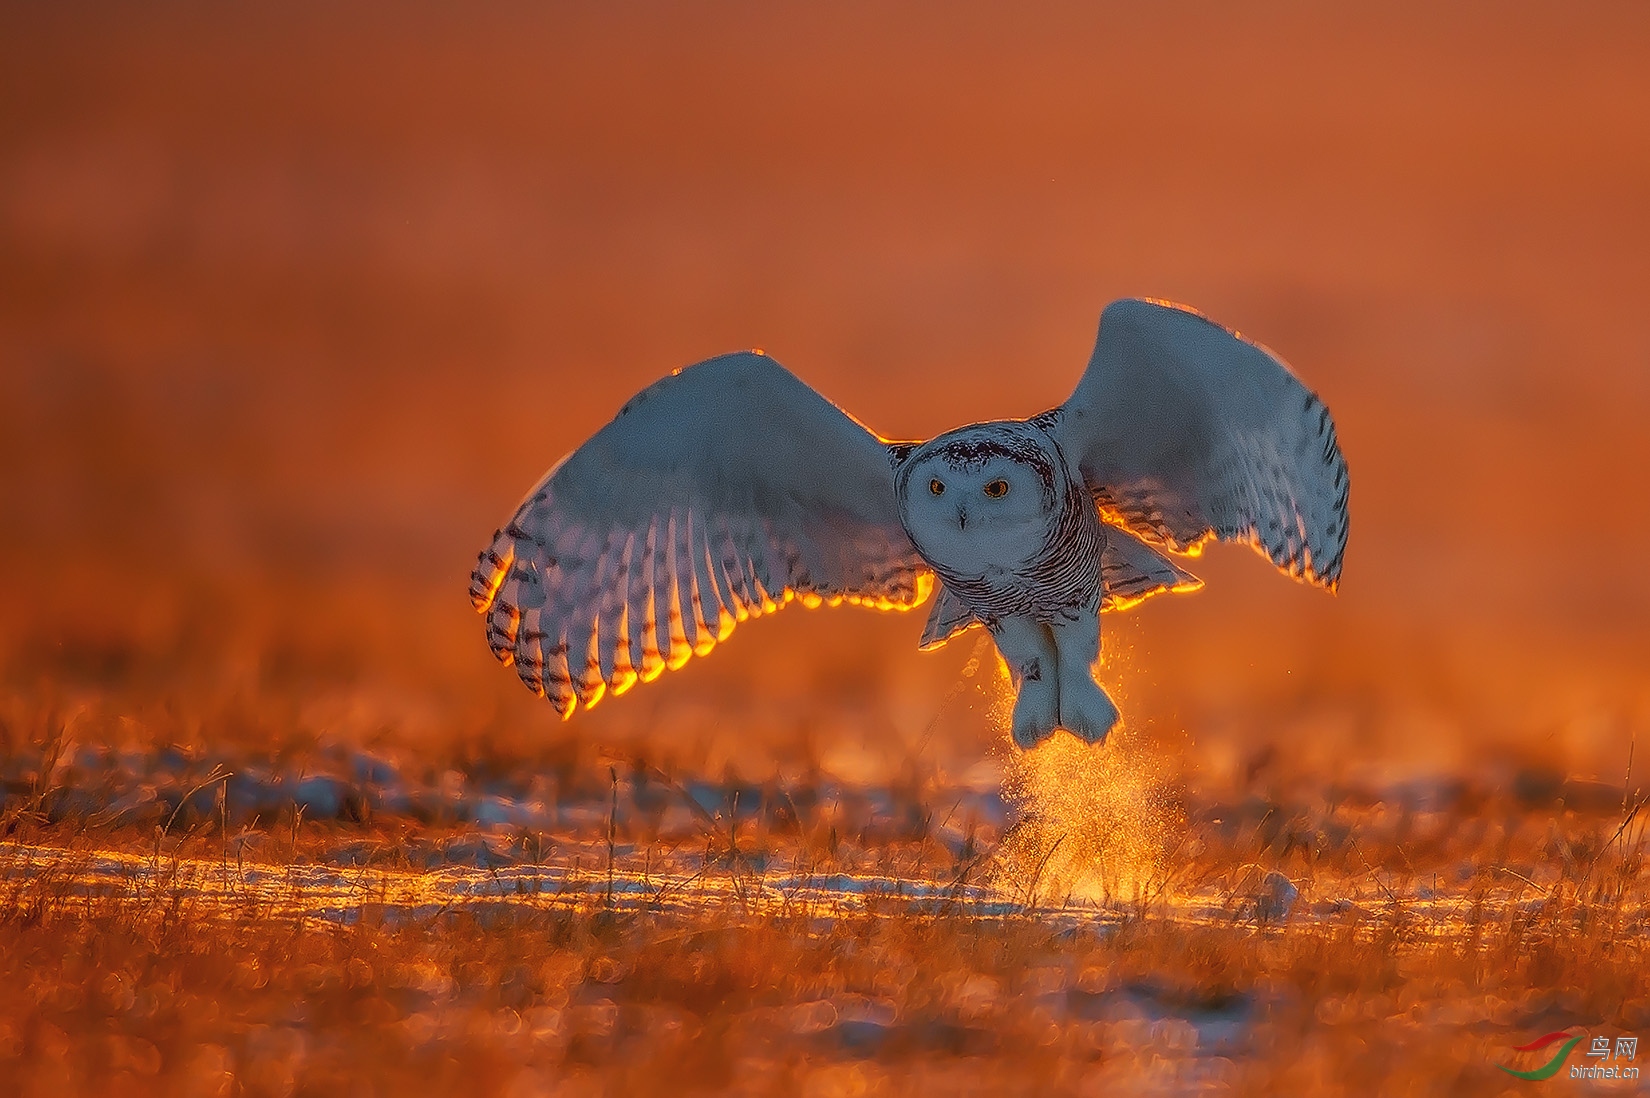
[1056,673,1120,745]
[1011,680,1060,750]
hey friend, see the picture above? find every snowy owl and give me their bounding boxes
[469,298,1348,748]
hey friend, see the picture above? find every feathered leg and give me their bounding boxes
[991,616,1061,749]
[1049,606,1119,745]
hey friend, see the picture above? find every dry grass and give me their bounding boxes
[4,693,1649,1098]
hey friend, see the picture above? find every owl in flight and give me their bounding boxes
[469,298,1348,748]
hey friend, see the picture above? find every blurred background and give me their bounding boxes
[2,1,1647,794]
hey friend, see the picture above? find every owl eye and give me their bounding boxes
[929,478,946,496]
[983,479,1010,498]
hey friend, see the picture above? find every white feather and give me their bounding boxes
[470,352,932,716]
[1050,298,1350,588]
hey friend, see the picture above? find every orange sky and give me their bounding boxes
[2,2,1648,786]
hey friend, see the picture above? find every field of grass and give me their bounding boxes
[5,682,1649,1097]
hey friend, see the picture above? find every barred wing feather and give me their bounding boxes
[1050,298,1349,589]
[469,352,931,716]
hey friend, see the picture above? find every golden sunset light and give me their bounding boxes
[3,4,1649,1095]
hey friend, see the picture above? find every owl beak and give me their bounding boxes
[956,504,969,530]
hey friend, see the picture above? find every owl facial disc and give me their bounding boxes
[893,421,1067,578]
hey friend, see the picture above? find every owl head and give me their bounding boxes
[891,420,1069,577]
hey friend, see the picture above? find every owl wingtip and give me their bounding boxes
[470,535,516,612]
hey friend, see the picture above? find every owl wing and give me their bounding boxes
[1098,525,1204,611]
[1047,298,1349,589]
[469,352,932,716]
